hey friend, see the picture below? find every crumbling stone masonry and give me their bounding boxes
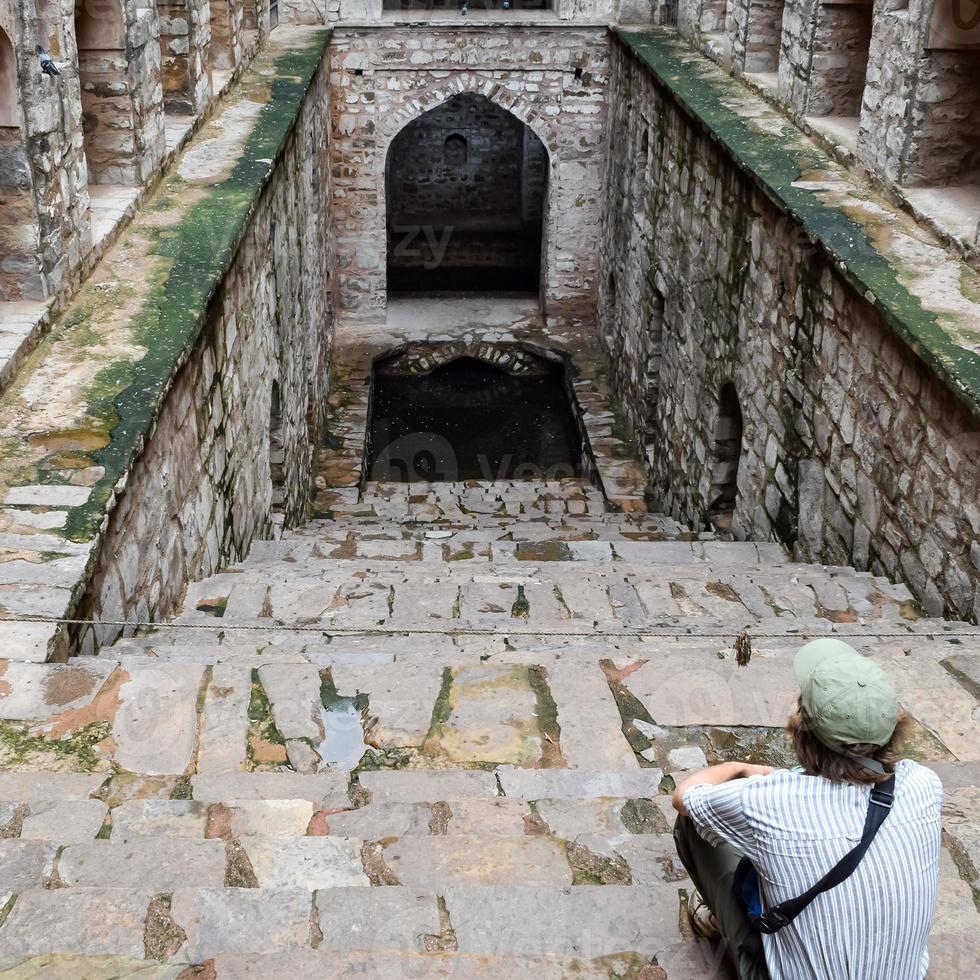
[601,31,980,622]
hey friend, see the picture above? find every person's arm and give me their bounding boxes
[671,761,774,817]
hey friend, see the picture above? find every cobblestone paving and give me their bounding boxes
[1,480,979,976]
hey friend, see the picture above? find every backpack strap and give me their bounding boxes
[752,774,896,935]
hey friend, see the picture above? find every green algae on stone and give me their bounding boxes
[246,668,288,770]
[0,720,112,772]
[30,31,332,543]
[169,775,193,800]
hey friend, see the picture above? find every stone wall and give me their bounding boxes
[806,1,872,117]
[278,0,625,23]
[601,35,980,622]
[327,25,607,319]
[0,128,43,300]
[74,41,333,650]
[730,0,785,72]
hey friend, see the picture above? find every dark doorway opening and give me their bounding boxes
[707,382,743,530]
[385,94,548,295]
[269,380,285,511]
[368,356,581,482]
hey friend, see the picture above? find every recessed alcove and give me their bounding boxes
[385,93,548,295]
[367,352,582,482]
[707,382,744,530]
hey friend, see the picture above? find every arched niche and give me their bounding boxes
[74,0,125,50]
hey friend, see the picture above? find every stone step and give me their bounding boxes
[0,830,685,890]
[170,558,913,632]
[62,795,672,842]
[107,619,978,654]
[0,865,973,972]
[253,535,774,563]
[213,950,702,980]
[0,884,686,963]
[10,783,972,893]
[3,633,977,777]
[9,625,977,782]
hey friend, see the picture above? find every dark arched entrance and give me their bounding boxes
[385,94,548,294]
[707,382,744,531]
[367,354,581,482]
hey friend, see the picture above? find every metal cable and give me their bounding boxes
[2,614,978,640]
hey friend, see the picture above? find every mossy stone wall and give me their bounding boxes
[602,34,980,621]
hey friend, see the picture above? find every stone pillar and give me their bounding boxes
[677,0,704,38]
[0,15,42,300]
[731,0,787,74]
[73,0,165,185]
[4,1,92,301]
[859,0,980,185]
[210,0,243,71]
[157,0,211,114]
[778,0,873,117]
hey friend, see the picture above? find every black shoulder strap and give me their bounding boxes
[753,775,896,935]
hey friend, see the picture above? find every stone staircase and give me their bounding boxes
[1,479,979,975]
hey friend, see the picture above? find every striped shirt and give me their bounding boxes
[684,760,943,980]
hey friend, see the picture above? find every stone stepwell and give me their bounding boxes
[1,479,979,975]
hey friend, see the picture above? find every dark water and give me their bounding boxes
[368,357,582,482]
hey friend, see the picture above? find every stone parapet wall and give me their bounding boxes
[327,25,607,319]
[602,31,980,621]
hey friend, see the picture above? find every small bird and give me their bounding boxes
[37,46,60,78]
[461,2,468,12]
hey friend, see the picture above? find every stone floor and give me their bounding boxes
[1,475,979,976]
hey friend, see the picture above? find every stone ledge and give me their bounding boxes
[615,28,980,422]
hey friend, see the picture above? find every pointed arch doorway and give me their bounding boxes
[385,93,549,296]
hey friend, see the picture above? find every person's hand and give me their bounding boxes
[736,763,775,779]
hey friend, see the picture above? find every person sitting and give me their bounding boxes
[671,638,943,980]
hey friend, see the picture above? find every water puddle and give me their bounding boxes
[317,673,370,770]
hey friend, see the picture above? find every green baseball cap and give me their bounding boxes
[793,639,899,752]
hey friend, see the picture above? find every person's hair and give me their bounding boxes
[786,697,910,785]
